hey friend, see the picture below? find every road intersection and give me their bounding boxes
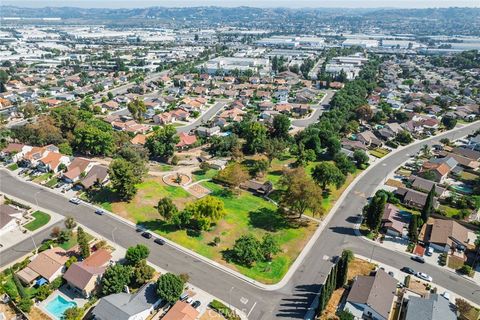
[1,121,479,319]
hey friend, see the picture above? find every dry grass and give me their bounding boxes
[29,306,52,320]
[199,309,226,320]
[0,302,19,319]
[407,279,430,296]
[320,258,376,319]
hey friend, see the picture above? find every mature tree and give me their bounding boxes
[295,127,322,157]
[231,234,263,266]
[182,196,226,231]
[156,273,185,305]
[250,159,269,177]
[244,122,267,154]
[312,162,346,190]
[396,130,413,144]
[127,98,147,121]
[64,216,77,230]
[109,158,141,200]
[117,144,149,178]
[441,116,457,130]
[271,114,291,139]
[264,138,287,164]
[408,215,419,243]
[421,185,435,222]
[80,96,93,111]
[216,162,249,190]
[125,244,150,266]
[334,153,356,175]
[73,122,114,156]
[356,105,373,123]
[132,259,155,286]
[101,264,133,296]
[63,307,84,320]
[0,69,9,93]
[260,234,281,261]
[364,192,387,232]
[157,197,178,222]
[77,227,90,259]
[294,144,317,167]
[336,249,353,289]
[145,125,179,161]
[279,167,323,218]
[325,136,341,158]
[208,134,240,157]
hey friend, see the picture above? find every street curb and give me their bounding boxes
[2,120,479,292]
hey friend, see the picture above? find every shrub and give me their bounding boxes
[458,264,473,276]
[209,299,241,320]
[49,277,65,290]
[17,298,33,313]
[13,275,27,299]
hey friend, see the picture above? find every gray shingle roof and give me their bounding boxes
[405,294,456,320]
[93,282,160,320]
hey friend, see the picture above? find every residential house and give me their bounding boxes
[36,151,70,173]
[394,187,438,209]
[79,165,109,189]
[102,101,120,111]
[381,203,407,237]
[420,162,451,183]
[17,247,69,284]
[341,138,368,152]
[357,131,383,148]
[419,217,473,253]
[408,175,446,197]
[64,249,112,298]
[344,269,397,320]
[451,147,480,161]
[0,204,23,236]
[292,104,311,116]
[176,132,198,149]
[437,151,479,171]
[196,126,221,138]
[0,143,32,163]
[92,282,161,320]
[162,301,199,320]
[21,145,59,168]
[403,294,456,320]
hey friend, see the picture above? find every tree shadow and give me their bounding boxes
[268,190,284,203]
[276,283,321,318]
[248,207,292,232]
[140,219,178,234]
[210,187,235,199]
[329,225,356,236]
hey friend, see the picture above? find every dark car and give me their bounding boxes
[411,255,425,263]
[191,301,201,309]
[154,238,165,245]
[401,267,415,274]
[95,209,105,215]
[141,232,152,239]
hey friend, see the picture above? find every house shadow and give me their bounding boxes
[276,283,321,318]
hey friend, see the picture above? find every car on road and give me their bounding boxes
[141,232,152,239]
[401,267,415,274]
[95,209,105,215]
[411,255,425,263]
[69,197,81,205]
[415,272,432,282]
[191,301,201,308]
[154,238,165,245]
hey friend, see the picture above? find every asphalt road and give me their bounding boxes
[1,121,479,319]
[176,101,227,133]
[291,90,335,128]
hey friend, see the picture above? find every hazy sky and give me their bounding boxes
[3,0,480,8]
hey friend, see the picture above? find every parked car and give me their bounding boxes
[141,232,152,239]
[95,209,105,215]
[191,301,201,308]
[426,247,434,256]
[180,293,189,302]
[388,271,395,277]
[442,291,451,300]
[69,197,81,205]
[415,272,432,282]
[401,267,415,274]
[411,255,425,263]
[154,238,165,245]
[135,226,144,232]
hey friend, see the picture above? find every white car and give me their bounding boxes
[69,197,81,205]
[415,272,432,282]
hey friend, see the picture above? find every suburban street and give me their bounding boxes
[1,121,479,319]
[291,90,335,128]
[176,101,227,133]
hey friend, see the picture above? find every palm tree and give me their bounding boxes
[421,144,431,158]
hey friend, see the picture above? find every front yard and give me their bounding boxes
[24,211,51,231]
[95,176,317,284]
[369,148,390,159]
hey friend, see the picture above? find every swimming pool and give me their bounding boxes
[44,294,77,320]
[451,184,473,194]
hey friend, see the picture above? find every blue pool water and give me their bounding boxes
[45,294,77,320]
[451,184,473,194]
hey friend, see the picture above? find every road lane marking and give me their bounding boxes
[247,301,257,317]
[240,297,248,304]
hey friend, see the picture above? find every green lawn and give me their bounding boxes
[460,171,479,183]
[104,176,316,284]
[24,211,51,231]
[192,169,217,182]
[58,231,94,250]
[438,205,463,218]
[33,172,52,183]
[45,177,59,188]
[369,148,390,158]
[7,163,18,171]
